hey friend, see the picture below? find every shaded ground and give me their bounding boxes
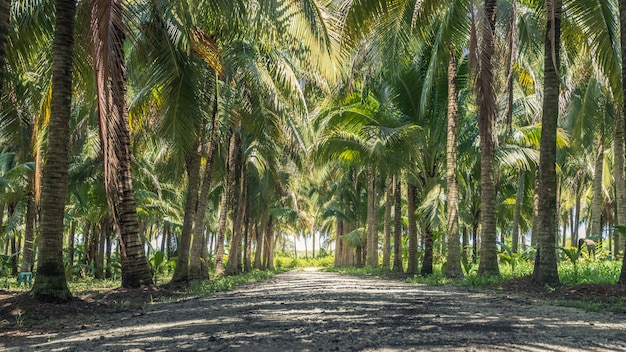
[1,270,625,351]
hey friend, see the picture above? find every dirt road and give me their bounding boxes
[2,269,625,351]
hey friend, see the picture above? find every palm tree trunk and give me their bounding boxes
[171,144,201,283]
[92,0,153,287]
[32,0,75,301]
[445,51,462,278]
[392,177,403,272]
[225,128,244,275]
[421,223,434,276]
[477,0,500,277]
[511,171,524,253]
[382,176,393,269]
[335,220,343,267]
[265,216,275,269]
[0,0,10,95]
[189,80,220,280]
[214,189,229,276]
[20,184,36,272]
[619,0,626,284]
[254,223,263,269]
[573,189,581,247]
[533,0,561,286]
[591,129,604,241]
[366,166,376,266]
[406,182,418,274]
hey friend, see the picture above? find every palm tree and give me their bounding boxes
[445,51,462,277]
[31,0,76,301]
[533,0,562,286]
[476,0,500,277]
[619,0,626,284]
[90,0,153,287]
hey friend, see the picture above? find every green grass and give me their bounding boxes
[189,269,281,296]
[325,258,623,288]
[274,255,334,269]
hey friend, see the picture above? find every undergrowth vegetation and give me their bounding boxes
[325,258,624,288]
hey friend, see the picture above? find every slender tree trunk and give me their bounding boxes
[366,166,376,266]
[406,183,418,274]
[189,81,220,280]
[445,51,462,277]
[171,144,201,283]
[421,224,434,276]
[334,220,343,267]
[214,190,229,276]
[226,134,245,275]
[382,176,392,269]
[591,130,604,240]
[244,220,252,272]
[392,177,403,272]
[68,221,76,270]
[511,171,524,253]
[533,0,561,286]
[477,0,500,277]
[462,226,469,265]
[472,217,479,263]
[573,190,581,247]
[266,216,275,269]
[21,187,36,272]
[619,0,626,283]
[32,0,75,301]
[217,129,237,275]
[254,221,264,269]
[0,0,10,95]
[531,177,540,247]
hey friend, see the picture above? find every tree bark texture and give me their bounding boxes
[533,0,561,286]
[32,0,76,302]
[445,52,462,278]
[406,183,418,274]
[477,0,500,277]
[382,177,392,269]
[171,144,201,283]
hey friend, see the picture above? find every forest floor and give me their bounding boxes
[1,269,626,351]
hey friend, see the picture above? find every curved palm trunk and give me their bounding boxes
[32,0,75,302]
[533,0,561,286]
[92,0,152,288]
[171,145,201,283]
[445,52,462,278]
[406,183,418,274]
[619,0,626,284]
[382,176,392,269]
[392,177,403,272]
[477,0,500,277]
[0,0,10,95]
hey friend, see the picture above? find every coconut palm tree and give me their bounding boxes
[31,0,76,301]
[90,0,153,287]
[619,0,626,284]
[533,0,562,286]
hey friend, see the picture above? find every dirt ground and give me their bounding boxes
[1,269,626,351]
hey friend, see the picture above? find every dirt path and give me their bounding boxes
[2,269,626,351]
